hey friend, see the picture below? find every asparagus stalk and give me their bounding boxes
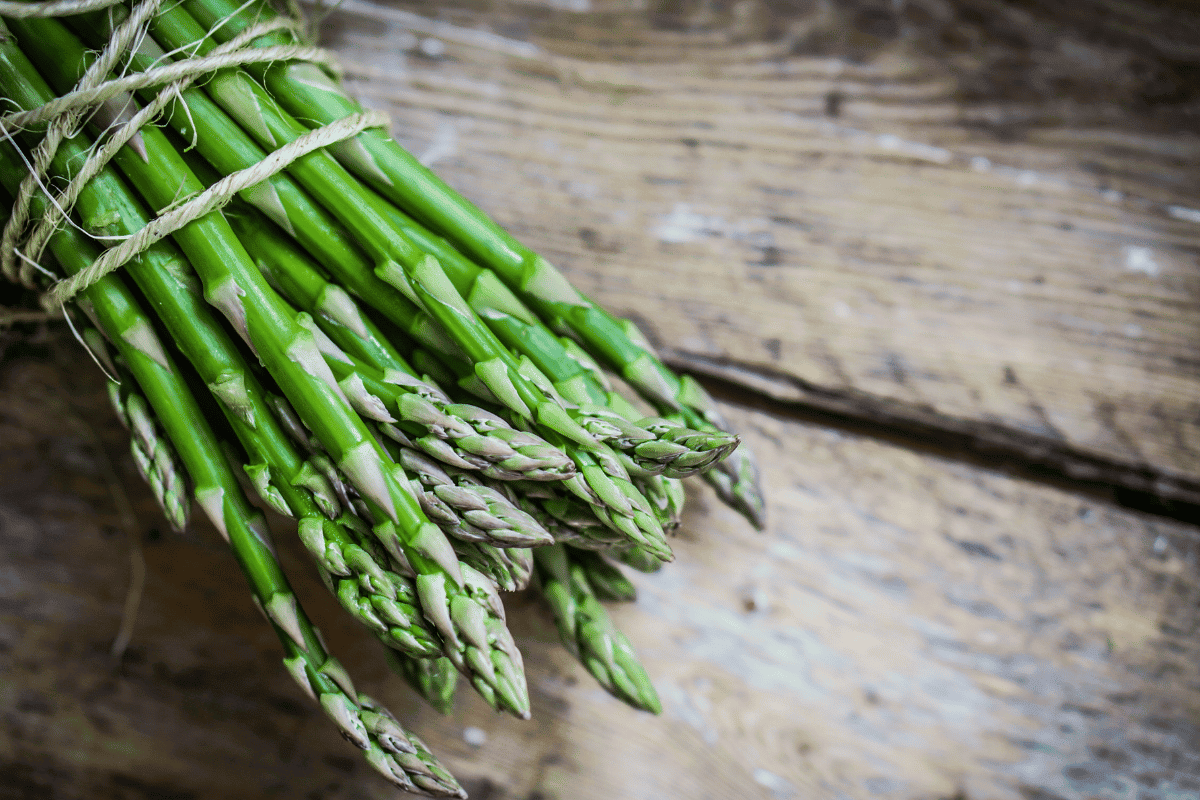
[394,447,552,549]
[387,343,674,561]
[533,545,661,713]
[568,548,638,603]
[183,0,766,528]
[398,341,675,554]
[143,6,586,438]
[615,545,666,574]
[65,8,466,375]
[0,142,453,676]
[507,479,626,550]
[85,327,191,534]
[221,204,417,377]
[8,18,530,718]
[105,361,192,532]
[0,121,450,670]
[387,651,458,717]
[375,200,740,480]
[0,167,462,798]
[221,203,576,484]
[263,381,555,555]
[449,539,533,594]
[640,472,686,532]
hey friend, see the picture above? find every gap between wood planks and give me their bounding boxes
[670,350,1200,529]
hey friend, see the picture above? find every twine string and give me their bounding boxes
[0,0,125,19]
[1,0,167,286]
[41,109,387,309]
[9,0,168,282]
[0,0,385,308]
[19,19,334,273]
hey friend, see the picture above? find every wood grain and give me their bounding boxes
[313,0,1200,504]
[4,340,1200,800]
[6,3,1200,799]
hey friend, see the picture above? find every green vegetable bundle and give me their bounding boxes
[0,0,765,794]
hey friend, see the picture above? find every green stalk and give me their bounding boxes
[616,545,666,574]
[221,201,576,484]
[66,6,454,367]
[184,0,766,528]
[252,386,545,698]
[640,472,686,532]
[227,194,664,553]
[0,115,444,666]
[508,479,626,550]
[145,5,689,550]
[0,148,450,675]
[393,447,553,549]
[375,200,740,480]
[265,382,556,551]
[387,651,458,717]
[533,545,661,714]
[105,360,192,532]
[0,163,462,798]
[355,347,676,566]
[8,18,529,718]
[144,4,602,448]
[449,539,533,593]
[568,548,638,603]
[358,221,692,530]
[321,349,582,484]
[222,204,414,377]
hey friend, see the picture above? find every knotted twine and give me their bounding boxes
[0,0,388,309]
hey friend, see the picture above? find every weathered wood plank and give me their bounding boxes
[314,0,1200,503]
[4,343,1200,799]
[6,3,1200,798]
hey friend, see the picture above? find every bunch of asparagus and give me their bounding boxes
[0,0,764,794]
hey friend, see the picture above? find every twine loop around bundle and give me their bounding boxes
[0,0,388,309]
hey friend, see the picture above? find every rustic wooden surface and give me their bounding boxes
[5,343,1200,800]
[5,1,1200,799]
[320,0,1200,506]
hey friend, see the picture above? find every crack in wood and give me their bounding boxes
[666,349,1200,527]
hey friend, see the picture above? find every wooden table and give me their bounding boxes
[4,1,1200,798]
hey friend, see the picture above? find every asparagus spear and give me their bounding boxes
[506,479,627,550]
[142,7,582,436]
[374,200,740,480]
[184,0,766,528]
[387,343,674,561]
[225,207,416,377]
[0,148,448,669]
[222,388,530,705]
[8,18,530,718]
[0,170,462,798]
[396,340,677,553]
[533,545,661,713]
[640,472,686,532]
[615,545,666,574]
[387,651,458,717]
[0,126,452,672]
[221,203,575,484]
[394,447,552,549]
[568,548,638,603]
[452,539,533,593]
[105,378,457,789]
[105,361,192,532]
[69,5,472,374]
[263,379,555,554]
